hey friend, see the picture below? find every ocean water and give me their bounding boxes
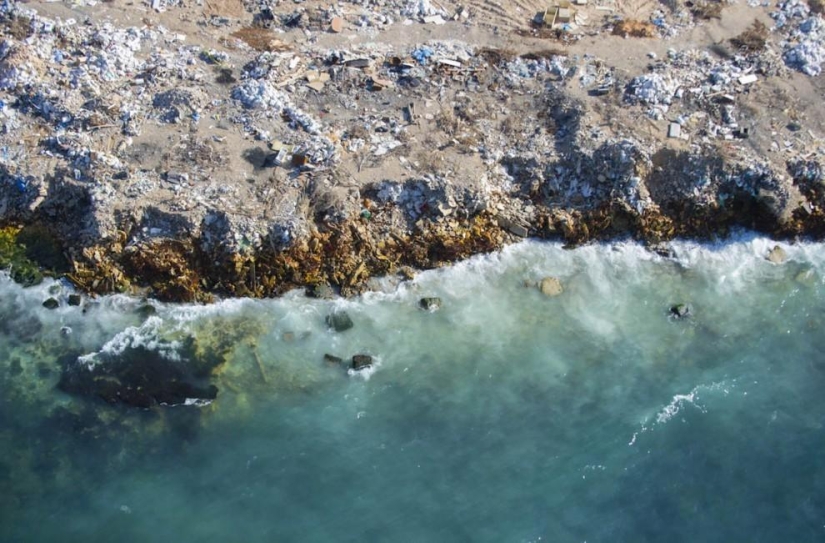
[2,236,825,542]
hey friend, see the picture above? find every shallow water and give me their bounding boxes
[2,236,825,542]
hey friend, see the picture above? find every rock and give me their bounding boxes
[670,303,691,319]
[538,277,563,296]
[398,266,416,280]
[508,223,529,237]
[352,354,373,370]
[766,245,787,264]
[794,267,816,286]
[323,353,343,365]
[648,243,674,258]
[306,283,335,299]
[57,345,219,408]
[136,304,157,320]
[419,297,442,311]
[42,298,59,309]
[498,217,529,238]
[67,294,82,306]
[326,310,353,332]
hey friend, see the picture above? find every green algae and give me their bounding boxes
[0,226,44,287]
[0,225,70,287]
[16,225,70,274]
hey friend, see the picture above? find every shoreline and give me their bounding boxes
[0,0,823,302]
[1,200,818,304]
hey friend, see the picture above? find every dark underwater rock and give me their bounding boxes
[670,303,692,319]
[323,353,343,365]
[42,298,59,309]
[326,310,353,332]
[16,224,70,274]
[136,303,157,321]
[58,345,218,409]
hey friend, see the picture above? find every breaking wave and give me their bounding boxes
[77,316,183,369]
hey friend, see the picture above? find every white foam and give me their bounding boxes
[655,390,703,424]
[182,398,213,407]
[164,296,255,323]
[77,316,183,369]
[629,381,732,446]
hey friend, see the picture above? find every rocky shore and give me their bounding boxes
[1,0,824,302]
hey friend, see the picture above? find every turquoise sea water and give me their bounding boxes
[2,236,825,542]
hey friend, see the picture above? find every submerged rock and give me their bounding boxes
[42,298,59,309]
[794,267,816,286]
[351,354,373,371]
[670,303,692,319]
[326,310,353,332]
[538,277,564,296]
[419,297,442,311]
[323,353,343,365]
[136,304,157,321]
[58,345,219,409]
[766,245,787,264]
[8,357,22,377]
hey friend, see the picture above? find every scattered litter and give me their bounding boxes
[738,74,758,85]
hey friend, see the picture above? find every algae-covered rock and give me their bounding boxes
[15,224,69,274]
[306,283,335,299]
[0,226,43,286]
[419,297,442,311]
[58,343,218,409]
[326,310,353,332]
[55,313,266,408]
[670,303,692,319]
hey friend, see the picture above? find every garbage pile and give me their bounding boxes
[625,73,679,106]
[370,174,489,223]
[772,0,825,76]
[617,47,786,139]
